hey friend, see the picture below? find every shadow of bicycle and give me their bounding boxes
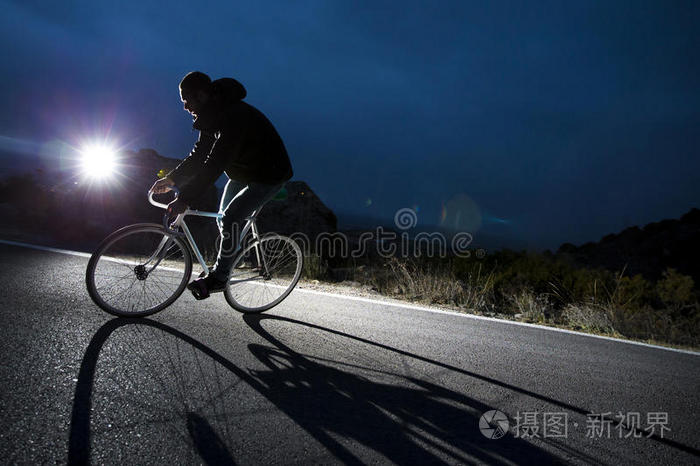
[67,317,563,465]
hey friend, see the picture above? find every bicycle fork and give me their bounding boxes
[143,236,176,273]
[250,221,271,279]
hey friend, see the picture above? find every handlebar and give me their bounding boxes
[148,186,180,209]
[148,186,182,236]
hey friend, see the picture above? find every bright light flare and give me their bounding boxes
[80,144,117,179]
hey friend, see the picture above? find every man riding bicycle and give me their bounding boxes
[151,71,293,299]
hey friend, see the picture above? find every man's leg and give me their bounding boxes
[210,180,285,282]
[215,179,246,267]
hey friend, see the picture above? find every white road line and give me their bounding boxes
[0,239,93,258]
[2,238,698,356]
[0,239,192,275]
[292,287,699,355]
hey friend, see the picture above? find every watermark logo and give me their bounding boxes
[479,410,510,440]
[507,410,669,439]
[394,208,418,230]
[217,207,486,260]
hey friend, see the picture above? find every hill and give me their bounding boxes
[556,208,700,283]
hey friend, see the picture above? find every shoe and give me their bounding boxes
[187,274,227,300]
[235,258,256,269]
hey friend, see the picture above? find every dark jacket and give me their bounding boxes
[167,78,293,204]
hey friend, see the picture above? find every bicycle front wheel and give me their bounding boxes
[86,224,193,317]
[224,234,303,313]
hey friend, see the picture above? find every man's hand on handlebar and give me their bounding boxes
[150,177,175,194]
[167,198,188,218]
[148,178,186,223]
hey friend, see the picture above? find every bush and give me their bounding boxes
[302,253,328,280]
[561,304,616,335]
[610,273,655,310]
[448,251,697,346]
[656,268,695,310]
[509,289,549,323]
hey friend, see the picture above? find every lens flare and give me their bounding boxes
[440,194,482,232]
[80,144,117,178]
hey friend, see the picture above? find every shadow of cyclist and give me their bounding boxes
[68,317,562,464]
[241,313,563,465]
[68,318,242,465]
[245,313,700,461]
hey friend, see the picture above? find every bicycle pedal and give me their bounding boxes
[188,285,209,300]
[235,262,255,269]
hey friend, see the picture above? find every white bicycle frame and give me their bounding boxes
[148,189,267,276]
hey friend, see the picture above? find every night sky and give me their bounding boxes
[1,0,698,250]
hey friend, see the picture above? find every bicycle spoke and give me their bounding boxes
[87,226,192,316]
[95,271,136,293]
[268,253,296,275]
[224,235,301,312]
[147,277,172,304]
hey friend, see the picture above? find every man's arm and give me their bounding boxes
[166,131,216,187]
[175,129,242,204]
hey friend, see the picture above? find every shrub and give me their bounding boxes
[509,289,549,323]
[561,304,616,335]
[302,253,328,280]
[656,268,695,310]
[610,273,655,311]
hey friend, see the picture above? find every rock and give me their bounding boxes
[256,180,337,252]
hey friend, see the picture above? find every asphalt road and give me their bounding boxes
[0,242,698,465]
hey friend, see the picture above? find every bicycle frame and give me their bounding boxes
[148,190,267,275]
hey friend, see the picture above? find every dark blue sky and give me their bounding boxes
[1,0,698,249]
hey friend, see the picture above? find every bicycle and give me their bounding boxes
[85,187,303,317]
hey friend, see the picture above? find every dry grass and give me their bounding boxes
[561,303,616,334]
[302,253,328,280]
[509,290,549,323]
[361,258,496,312]
[298,253,699,349]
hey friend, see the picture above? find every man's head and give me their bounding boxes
[179,71,212,117]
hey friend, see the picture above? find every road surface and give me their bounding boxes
[0,242,698,465]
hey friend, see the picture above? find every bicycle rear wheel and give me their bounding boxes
[224,234,303,313]
[86,223,193,317]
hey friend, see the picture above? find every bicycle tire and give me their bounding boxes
[224,234,303,313]
[86,223,193,317]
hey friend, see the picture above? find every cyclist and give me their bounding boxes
[151,71,293,299]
